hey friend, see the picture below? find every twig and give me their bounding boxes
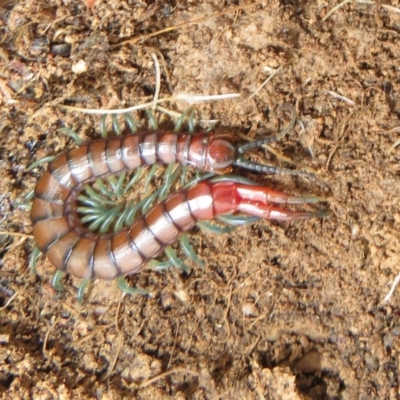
[380,270,400,305]
[151,53,161,113]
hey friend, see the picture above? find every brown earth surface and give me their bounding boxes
[1,1,400,399]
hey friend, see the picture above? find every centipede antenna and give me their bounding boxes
[234,157,318,180]
[237,104,296,155]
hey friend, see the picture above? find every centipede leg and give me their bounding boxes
[57,127,83,144]
[112,114,123,135]
[77,278,91,304]
[180,233,205,267]
[197,221,236,234]
[100,114,108,137]
[146,110,158,130]
[116,277,149,296]
[174,107,194,132]
[217,214,260,226]
[123,113,137,132]
[164,246,190,273]
[148,259,173,271]
[28,246,42,275]
[145,164,159,192]
[51,270,65,291]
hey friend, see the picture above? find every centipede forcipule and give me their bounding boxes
[30,105,330,284]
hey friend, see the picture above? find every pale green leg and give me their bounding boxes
[159,165,181,200]
[147,110,158,130]
[80,185,116,206]
[174,107,194,132]
[141,187,162,214]
[217,215,260,226]
[116,276,149,296]
[124,113,137,132]
[180,165,188,187]
[112,114,122,135]
[27,155,56,171]
[16,189,36,211]
[187,109,195,133]
[144,164,159,193]
[180,234,205,267]
[100,114,108,137]
[164,246,190,273]
[77,278,91,304]
[123,168,144,194]
[57,127,83,144]
[51,269,65,291]
[196,221,236,234]
[148,259,173,271]
[29,246,42,275]
[95,179,116,198]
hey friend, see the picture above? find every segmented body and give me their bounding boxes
[31,124,328,281]
[31,131,240,280]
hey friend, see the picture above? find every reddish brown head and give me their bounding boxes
[188,133,236,173]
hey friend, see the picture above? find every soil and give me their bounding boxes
[1,1,400,399]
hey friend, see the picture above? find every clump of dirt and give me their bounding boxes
[1,1,400,398]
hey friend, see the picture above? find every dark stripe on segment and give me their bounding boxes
[184,190,198,223]
[125,230,145,263]
[120,134,143,169]
[176,135,191,166]
[66,145,93,184]
[164,191,196,231]
[109,241,123,276]
[145,202,180,245]
[48,154,77,190]
[59,234,81,272]
[31,198,64,225]
[87,140,109,177]
[105,137,125,173]
[187,134,209,170]
[32,218,70,252]
[129,218,162,259]
[156,133,178,164]
[186,183,214,220]
[140,133,158,165]
[65,237,96,279]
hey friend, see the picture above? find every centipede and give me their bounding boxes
[30,105,330,295]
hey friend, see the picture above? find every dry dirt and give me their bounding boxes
[1,1,400,399]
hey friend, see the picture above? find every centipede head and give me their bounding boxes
[204,133,236,174]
